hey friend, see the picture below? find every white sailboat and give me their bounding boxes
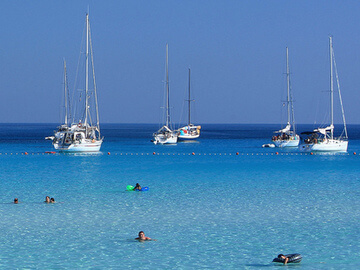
[152,44,178,144]
[47,13,103,152]
[178,68,201,140]
[272,47,300,147]
[300,36,348,152]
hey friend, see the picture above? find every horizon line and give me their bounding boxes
[0,122,358,126]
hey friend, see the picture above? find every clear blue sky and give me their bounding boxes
[0,0,359,124]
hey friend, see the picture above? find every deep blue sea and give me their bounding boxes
[0,123,359,269]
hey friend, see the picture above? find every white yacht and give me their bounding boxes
[178,68,201,140]
[300,36,348,152]
[152,44,178,144]
[47,13,103,152]
[272,47,300,147]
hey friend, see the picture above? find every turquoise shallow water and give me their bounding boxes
[0,124,360,269]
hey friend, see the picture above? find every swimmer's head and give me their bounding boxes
[138,231,144,237]
[278,254,284,259]
[14,198,18,203]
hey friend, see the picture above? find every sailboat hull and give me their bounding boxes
[273,136,300,147]
[299,139,348,152]
[178,125,201,140]
[178,134,200,140]
[153,133,178,145]
[54,139,103,152]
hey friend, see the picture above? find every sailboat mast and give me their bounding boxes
[332,41,348,139]
[166,44,170,128]
[287,47,297,136]
[286,47,290,125]
[329,36,334,139]
[88,19,100,138]
[64,60,68,126]
[85,13,89,128]
[188,68,191,126]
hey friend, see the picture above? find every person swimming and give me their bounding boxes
[273,253,302,264]
[277,254,289,264]
[50,198,55,203]
[135,231,155,241]
[44,196,50,203]
[14,198,18,204]
[133,183,141,191]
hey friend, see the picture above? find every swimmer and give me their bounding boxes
[133,183,141,191]
[135,231,156,241]
[14,198,18,204]
[50,198,55,203]
[277,254,289,264]
[44,196,50,203]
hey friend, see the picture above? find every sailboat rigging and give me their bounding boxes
[152,44,178,144]
[178,68,201,140]
[300,36,348,152]
[272,47,299,147]
[46,13,103,152]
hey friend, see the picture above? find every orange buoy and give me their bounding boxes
[275,152,279,155]
[192,152,195,155]
[24,152,28,155]
[353,152,356,155]
[236,152,239,155]
[107,152,110,155]
[310,152,314,155]
[153,152,156,155]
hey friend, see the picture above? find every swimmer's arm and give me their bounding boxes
[135,237,156,241]
[146,237,156,241]
[284,257,288,264]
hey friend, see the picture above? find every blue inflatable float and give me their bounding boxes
[135,187,149,191]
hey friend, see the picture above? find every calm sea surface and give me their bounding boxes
[0,123,359,269]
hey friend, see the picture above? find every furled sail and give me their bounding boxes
[314,124,334,135]
[275,123,291,133]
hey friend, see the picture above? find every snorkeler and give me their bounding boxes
[133,183,141,191]
[135,231,155,241]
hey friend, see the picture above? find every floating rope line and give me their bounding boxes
[0,152,354,156]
